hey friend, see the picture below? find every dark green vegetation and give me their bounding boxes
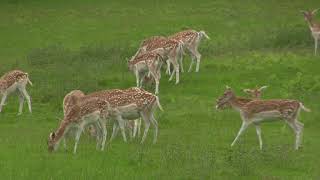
[0,0,320,179]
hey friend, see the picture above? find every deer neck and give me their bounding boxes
[53,121,69,144]
[228,96,247,112]
[307,19,318,30]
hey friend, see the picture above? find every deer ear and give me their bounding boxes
[312,8,319,14]
[243,89,252,94]
[300,10,306,14]
[50,132,56,139]
[259,86,268,91]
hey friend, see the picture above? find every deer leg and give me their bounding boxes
[73,127,83,154]
[179,53,184,73]
[94,123,102,150]
[168,59,180,84]
[254,124,263,150]
[188,45,201,72]
[315,37,318,55]
[286,120,301,150]
[99,120,107,151]
[150,114,159,144]
[137,118,142,138]
[140,112,151,144]
[19,87,32,113]
[188,54,196,73]
[295,120,304,148]
[149,68,160,95]
[17,92,25,115]
[135,69,140,87]
[0,93,8,112]
[166,60,171,75]
[116,115,127,143]
[63,137,67,151]
[231,122,249,147]
[194,50,201,73]
[109,123,119,143]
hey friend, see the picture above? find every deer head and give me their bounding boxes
[301,9,319,23]
[243,86,267,99]
[216,86,235,110]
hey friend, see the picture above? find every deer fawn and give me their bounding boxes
[301,9,320,55]
[169,29,210,72]
[136,36,184,84]
[48,97,114,154]
[216,86,310,150]
[128,48,166,94]
[0,70,32,115]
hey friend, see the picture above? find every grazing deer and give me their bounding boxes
[137,36,184,84]
[62,90,102,147]
[216,86,310,150]
[87,87,163,144]
[0,70,32,115]
[301,9,320,55]
[169,29,210,72]
[48,97,114,154]
[128,48,166,94]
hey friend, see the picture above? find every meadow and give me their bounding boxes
[0,0,320,179]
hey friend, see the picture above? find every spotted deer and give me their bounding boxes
[62,90,102,142]
[86,87,163,144]
[137,36,184,84]
[301,9,320,55]
[216,86,310,150]
[48,96,114,154]
[169,29,210,72]
[128,48,166,94]
[136,36,172,74]
[0,70,32,115]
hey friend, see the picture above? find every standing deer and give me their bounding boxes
[137,36,172,75]
[86,87,163,144]
[128,48,166,94]
[0,70,32,115]
[301,9,320,55]
[137,36,184,84]
[169,29,210,72]
[48,97,114,154]
[216,86,310,150]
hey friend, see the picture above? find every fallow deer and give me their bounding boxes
[136,36,172,75]
[216,86,310,150]
[48,96,114,154]
[0,70,32,115]
[137,36,184,84]
[128,48,166,94]
[86,87,163,144]
[169,29,210,72]
[301,9,320,55]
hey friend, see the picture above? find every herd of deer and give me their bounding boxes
[0,10,318,153]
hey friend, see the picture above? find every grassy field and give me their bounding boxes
[0,0,320,179]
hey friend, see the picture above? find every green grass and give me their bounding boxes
[0,0,320,179]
